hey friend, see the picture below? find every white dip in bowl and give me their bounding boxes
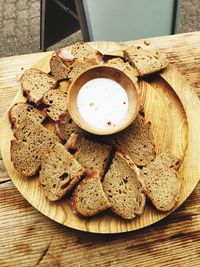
[77,78,128,130]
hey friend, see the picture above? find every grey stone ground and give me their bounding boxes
[0,0,200,57]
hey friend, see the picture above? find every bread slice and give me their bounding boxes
[113,112,156,166]
[39,142,86,201]
[107,57,138,80]
[123,46,168,76]
[71,42,103,62]
[11,139,42,176]
[139,150,181,211]
[103,152,146,219]
[8,102,46,129]
[42,89,68,122]
[14,117,59,144]
[20,68,58,104]
[68,59,98,81]
[72,170,111,216]
[11,118,59,176]
[66,133,112,177]
[50,49,76,80]
[55,112,82,141]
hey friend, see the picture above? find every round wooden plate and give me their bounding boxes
[0,42,200,233]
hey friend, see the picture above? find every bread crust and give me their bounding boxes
[123,46,169,76]
[41,89,68,122]
[50,49,76,81]
[10,139,41,176]
[139,151,181,211]
[20,68,58,105]
[66,134,112,177]
[72,170,111,217]
[8,102,46,129]
[39,143,86,201]
[103,152,146,219]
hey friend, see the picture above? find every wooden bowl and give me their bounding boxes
[67,66,140,135]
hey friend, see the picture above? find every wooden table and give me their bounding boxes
[0,32,200,267]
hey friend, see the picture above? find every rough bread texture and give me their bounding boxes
[72,170,111,216]
[20,68,58,104]
[107,57,138,80]
[55,112,83,141]
[113,113,156,166]
[71,42,103,62]
[66,133,112,177]
[139,151,181,211]
[8,102,45,129]
[124,46,169,76]
[68,59,98,81]
[11,118,59,176]
[14,117,59,144]
[40,142,86,201]
[42,89,68,122]
[103,152,146,219]
[11,139,41,176]
[50,49,76,80]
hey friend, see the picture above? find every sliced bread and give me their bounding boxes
[72,170,111,216]
[50,49,76,80]
[71,42,103,62]
[66,133,112,177]
[68,59,98,81]
[103,152,146,219]
[139,150,181,211]
[11,118,59,176]
[55,112,82,141]
[113,112,156,166]
[107,57,138,80]
[42,89,68,122]
[20,68,58,104]
[123,46,169,76]
[40,142,86,201]
[11,139,42,176]
[8,102,46,129]
[14,117,59,144]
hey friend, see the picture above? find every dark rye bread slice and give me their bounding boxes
[72,170,111,216]
[123,46,168,76]
[40,142,86,201]
[50,49,76,80]
[71,41,104,62]
[103,152,146,219]
[11,118,59,176]
[20,68,58,105]
[112,112,156,167]
[107,57,138,80]
[8,102,46,129]
[139,151,181,211]
[66,133,112,177]
[42,89,68,122]
[55,112,83,141]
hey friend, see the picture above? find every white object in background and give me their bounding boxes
[81,0,178,41]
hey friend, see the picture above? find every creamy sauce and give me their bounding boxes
[77,78,128,130]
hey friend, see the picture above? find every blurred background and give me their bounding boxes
[0,0,200,57]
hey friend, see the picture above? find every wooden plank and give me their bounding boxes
[0,178,200,266]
